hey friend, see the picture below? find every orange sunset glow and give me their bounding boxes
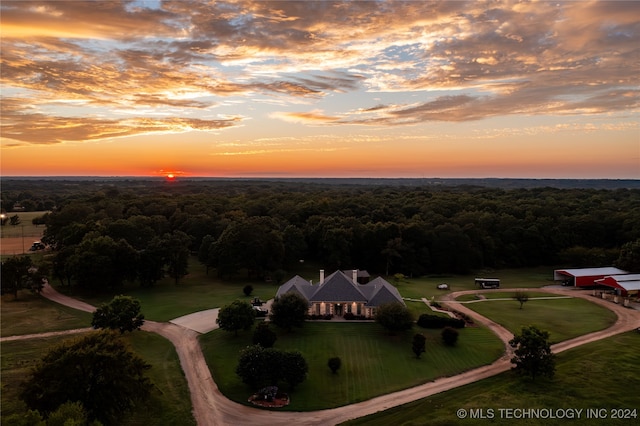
[1,1,638,178]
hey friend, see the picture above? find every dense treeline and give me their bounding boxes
[3,180,639,292]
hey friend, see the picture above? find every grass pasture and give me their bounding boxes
[390,266,554,301]
[200,322,504,411]
[0,212,47,239]
[462,297,617,343]
[55,257,282,322]
[0,331,195,426]
[344,331,640,426]
[1,291,92,337]
[455,291,569,301]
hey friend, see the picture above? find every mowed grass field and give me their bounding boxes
[200,322,504,411]
[343,331,640,426]
[462,297,618,343]
[1,292,92,337]
[455,291,570,301]
[0,331,195,425]
[55,258,283,321]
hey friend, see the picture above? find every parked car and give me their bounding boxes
[29,241,46,251]
[253,306,268,317]
[437,283,449,290]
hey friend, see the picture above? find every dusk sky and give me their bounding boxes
[1,0,639,178]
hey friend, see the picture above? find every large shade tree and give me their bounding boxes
[216,300,256,336]
[509,325,556,381]
[20,331,152,425]
[91,295,145,333]
[375,302,414,334]
[269,292,308,331]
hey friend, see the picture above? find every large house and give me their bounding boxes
[275,269,405,318]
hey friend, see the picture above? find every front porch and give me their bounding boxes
[308,301,375,319]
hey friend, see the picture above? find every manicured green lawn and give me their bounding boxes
[1,291,92,337]
[200,322,504,411]
[462,298,617,343]
[0,331,194,426]
[343,331,640,426]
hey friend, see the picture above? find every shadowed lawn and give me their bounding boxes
[462,298,617,343]
[0,331,194,426]
[1,291,92,337]
[200,322,504,411]
[53,257,281,321]
[391,266,554,301]
[343,331,640,426]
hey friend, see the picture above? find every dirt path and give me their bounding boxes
[35,284,640,426]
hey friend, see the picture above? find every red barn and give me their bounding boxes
[595,274,640,297]
[553,267,628,287]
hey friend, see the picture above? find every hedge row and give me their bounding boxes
[417,314,465,329]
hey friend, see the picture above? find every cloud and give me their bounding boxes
[1,97,242,144]
[270,109,341,124]
[1,0,638,144]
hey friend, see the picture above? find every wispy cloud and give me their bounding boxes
[1,0,638,145]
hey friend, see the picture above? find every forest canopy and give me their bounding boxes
[2,178,639,292]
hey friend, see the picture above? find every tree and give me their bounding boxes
[235,345,280,389]
[162,230,192,285]
[243,284,253,296]
[328,357,342,374]
[509,325,556,381]
[46,401,98,426]
[616,238,640,272]
[20,331,152,425]
[412,333,426,358]
[91,295,145,333]
[375,302,413,334]
[235,345,308,391]
[269,292,308,331]
[513,291,529,309]
[280,351,308,390]
[441,326,459,346]
[216,300,256,336]
[252,322,277,348]
[10,214,22,226]
[1,256,43,299]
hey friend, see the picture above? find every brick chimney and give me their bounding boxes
[320,269,325,284]
[352,269,358,284]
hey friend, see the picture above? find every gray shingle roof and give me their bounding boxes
[277,270,404,307]
[309,271,368,302]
